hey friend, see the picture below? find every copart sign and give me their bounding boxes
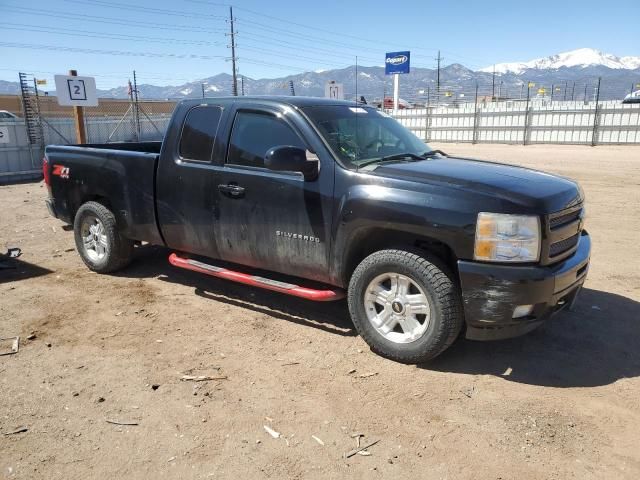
[385,51,410,75]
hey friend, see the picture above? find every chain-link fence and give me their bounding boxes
[35,96,175,145]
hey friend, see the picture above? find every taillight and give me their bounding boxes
[42,156,50,186]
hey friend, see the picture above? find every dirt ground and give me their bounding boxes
[1,144,639,479]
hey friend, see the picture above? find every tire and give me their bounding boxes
[73,201,134,273]
[347,249,463,363]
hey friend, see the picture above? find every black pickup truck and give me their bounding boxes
[44,96,590,362]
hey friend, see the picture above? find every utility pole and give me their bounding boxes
[435,50,443,98]
[563,80,568,101]
[571,81,576,101]
[228,6,238,96]
[550,83,554,101]
[241,76,245,96]
[583,83,588,103]
[491,65,496,101]
[201,83,206,98]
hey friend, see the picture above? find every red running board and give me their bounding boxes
[168,253,344,302]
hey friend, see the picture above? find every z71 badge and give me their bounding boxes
[276,231,320,243]
[52,165,70,179]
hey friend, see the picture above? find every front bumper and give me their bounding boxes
[458,231,591,341]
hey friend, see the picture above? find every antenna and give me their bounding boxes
[355,55,358,103]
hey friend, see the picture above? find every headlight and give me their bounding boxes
[474,213,541,262]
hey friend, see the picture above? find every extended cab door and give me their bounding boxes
[214,103,335,283]
[156,103,226,258]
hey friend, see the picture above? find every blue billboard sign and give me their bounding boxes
[385,51,410,75]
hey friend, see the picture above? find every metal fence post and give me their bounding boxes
[472,84,479,144]
[523,84,531,145]
[591,77,601,146]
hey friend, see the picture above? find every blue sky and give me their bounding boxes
[2,0,639,89]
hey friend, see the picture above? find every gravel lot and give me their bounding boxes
[1,144,639,479]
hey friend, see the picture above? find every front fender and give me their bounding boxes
[329,183,478,286]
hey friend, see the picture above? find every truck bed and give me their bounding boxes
[44,143,163,245]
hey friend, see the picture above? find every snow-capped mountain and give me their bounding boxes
[481,48,640,74]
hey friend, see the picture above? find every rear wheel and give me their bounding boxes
[74,201,134,273]
[347,249,463,363]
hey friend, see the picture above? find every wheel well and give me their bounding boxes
[343,229,457,285]
[73,195,112,219]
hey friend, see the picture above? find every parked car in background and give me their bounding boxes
[622,90,640,104]
[0,110,20,120]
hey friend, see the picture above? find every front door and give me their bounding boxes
[156,103,225,258]
[214,104,334,283]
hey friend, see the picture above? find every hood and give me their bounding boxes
[373,157,582,213]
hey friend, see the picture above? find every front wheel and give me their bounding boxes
[347,249,463,363]
[73,201,134,273]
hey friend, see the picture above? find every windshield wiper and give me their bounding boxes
[421,149,448,158]
[357,152,425,169]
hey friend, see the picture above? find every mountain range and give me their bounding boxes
[2,49,639,102]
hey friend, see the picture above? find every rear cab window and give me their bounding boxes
[179,106,223,162]
[226,110,306,168]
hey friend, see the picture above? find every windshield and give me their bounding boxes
[302,105,433,169]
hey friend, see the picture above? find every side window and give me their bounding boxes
[179,106,222,162]
[227,111,305,168]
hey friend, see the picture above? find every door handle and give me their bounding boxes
[218,184,245,197]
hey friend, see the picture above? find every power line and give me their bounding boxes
[187,0,493,69]
[0,42,363,76]
[63,0,227,20]
[240,58,345,73]
[235,18,382,54]
[0,67,210,82]
[0,42,228,60]
[0,23,225,47]
[3,6,224,33]
[188,0,443,56]
[238,45,354,68]
[2,19,380,68]
[237,32,379,64]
